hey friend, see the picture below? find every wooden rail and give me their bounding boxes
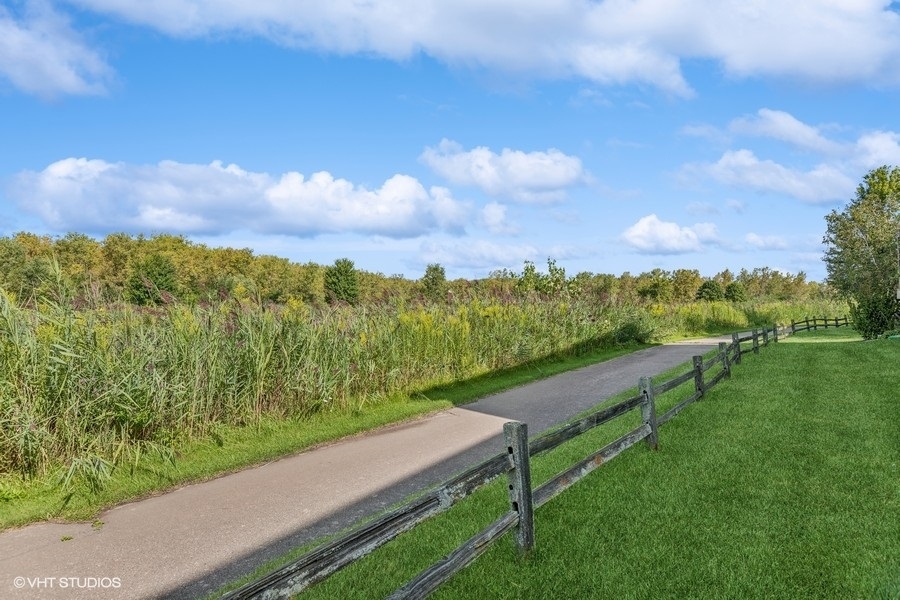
[223,315,851,600]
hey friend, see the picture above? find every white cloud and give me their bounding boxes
[683,149,856,203]
[730,109,843,154]
[11,158,470,238]
[480,202,519,235]
[420,139,587,203]
[681,109,900,206]
[0,3,112,97]
[620,214,718,254]
[53,0,900,98]
[745,232,788,250]
[854,131,900,169]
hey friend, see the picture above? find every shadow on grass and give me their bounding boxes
[783,327,862,343]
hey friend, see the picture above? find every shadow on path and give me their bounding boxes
[169,341,721,599]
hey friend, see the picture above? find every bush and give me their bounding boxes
[850,295,899,340]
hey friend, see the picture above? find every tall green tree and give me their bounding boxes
[324,258,359,305]
[724,281,748,302]
[53,232,102,290]
[672,269,702,303]
[637,268,673,302]
[695,279,725,301]
[421,263,448,302]
[824,165,900,338]
[100,232,138,297]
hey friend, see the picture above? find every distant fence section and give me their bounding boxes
[223,316,851,600]
[790,315,850,333]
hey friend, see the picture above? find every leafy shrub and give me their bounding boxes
[850,295,899,340]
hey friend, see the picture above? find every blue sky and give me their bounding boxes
[2,1,900,282]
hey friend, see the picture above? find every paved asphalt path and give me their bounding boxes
[0,338,726,600]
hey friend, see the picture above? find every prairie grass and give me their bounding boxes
[0,293,633,489]
[296,327,898,600]
[652,299,848,338]
[0,287,846,502]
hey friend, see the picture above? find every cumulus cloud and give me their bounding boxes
[620,214,719,254]
[854,130,900,169]
[682,149,856,203]
[5,1,900,99]
[681,108,900,205]
[0,3,112,97]
[14,0,890,99]
[480,202,519,235]
[11,158,470,238]
[730,109,843,154]
[420,139,587,203]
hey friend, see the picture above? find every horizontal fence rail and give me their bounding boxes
[223,316,851,600]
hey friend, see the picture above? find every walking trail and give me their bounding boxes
[0,338,726,599]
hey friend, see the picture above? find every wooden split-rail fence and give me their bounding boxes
[224,316,851,600]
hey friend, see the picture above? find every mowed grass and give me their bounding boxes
[298,328,899,600]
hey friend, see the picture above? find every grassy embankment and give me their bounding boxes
[290,328,899,600]
[0,292,845,529]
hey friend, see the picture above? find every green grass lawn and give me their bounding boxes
[297,328,899,600]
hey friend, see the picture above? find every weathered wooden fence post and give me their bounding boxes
[732,332,741,365]
[762,326,769,346]
[692,355,705,398]
[638,376,659,450]
[503,422,534,554]
[790,319,795,334]
[719,341,731,377]
[773,324,779,342]
[752,329,760,354]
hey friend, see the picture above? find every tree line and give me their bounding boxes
[0,231,829,308]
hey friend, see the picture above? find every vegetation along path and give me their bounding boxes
[0,338,725,600]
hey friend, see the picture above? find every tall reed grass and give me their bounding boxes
[0,289,846,489]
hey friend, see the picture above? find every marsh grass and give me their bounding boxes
[0,285,846,516]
